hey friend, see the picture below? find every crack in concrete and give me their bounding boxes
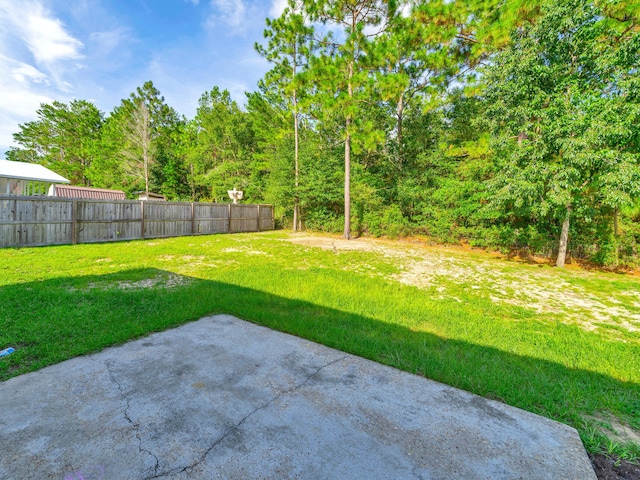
[145,354,349,479]
[97,357,161,477]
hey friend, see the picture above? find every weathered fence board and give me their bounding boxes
[230,205,263,233]
[258,204,275,231]
[76,200,143,244]
[0,197,72,246]
[0,196,274,248]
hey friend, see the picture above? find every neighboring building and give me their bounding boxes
[49,184,126,200]
[137,191,166,201]
[0,159,70,196]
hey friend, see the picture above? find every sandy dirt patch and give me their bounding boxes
[69,273,193,292]
[588,414,640,447]
[289,236,381,252]
[285,235,640,337]
[222,247,269,255]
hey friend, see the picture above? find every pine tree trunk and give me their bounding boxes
[556,204,571,267]
[344,58,353,240]
[293,88,300,232]
[140,101,151,193]
[190,163,196,200]
[396,93,404,166]
[344,123,351,240]
[144,148,149,194]
[612,207,620,265]
[292,36,300,232]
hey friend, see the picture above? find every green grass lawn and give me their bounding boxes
[1,231,639,461]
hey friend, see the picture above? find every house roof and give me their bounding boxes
[0,160,70,184]
[136,191,166,200]
[53,185,126,200]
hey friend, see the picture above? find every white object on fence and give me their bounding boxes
[228,188,243,204]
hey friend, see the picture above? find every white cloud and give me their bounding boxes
[0,85,53,119]
[2,56,51,86]
[226,81,249,104]
[23,9,83,64]
[0,72,55,155]
[0,1,84,65]
[184,0,200,4]
[0,1,80,156]
[237,53,269,68]
[269,0,287,18]
[89,28,129,55]
[207,0,247,30]
[0,1,83,92]
[0,55,54,120]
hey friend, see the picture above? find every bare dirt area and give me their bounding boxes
[69,273,193,291]
[587,415,640,447]
[590,454,640,480]
[288,235,382,253]
[286,235,640,340]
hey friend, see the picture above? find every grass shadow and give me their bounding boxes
[1,268,639,459]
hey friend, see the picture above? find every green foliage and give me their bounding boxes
[183,87,256,202]
[92,81,187,197]
[5,0,640,266]
[5,2,640,463]
[255,2,316,228]
[483,0,640,263]
[362,204,408,238]
[7,100,103,185]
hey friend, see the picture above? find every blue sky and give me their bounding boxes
[0,0,288,157]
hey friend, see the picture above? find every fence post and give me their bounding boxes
[71,199,78,244]
[227,204,232,233]
[257,205,261,232]
[191,202,195,235]
[140,201,145,240]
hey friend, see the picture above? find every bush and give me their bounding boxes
[304,209,343,233]
[362,205,408,238]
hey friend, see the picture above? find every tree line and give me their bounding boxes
[5,0,640,267]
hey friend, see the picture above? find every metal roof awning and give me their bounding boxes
[52,185,126,200]
[0,159,70,184]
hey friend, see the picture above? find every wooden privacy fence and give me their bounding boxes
[0,195,274,248]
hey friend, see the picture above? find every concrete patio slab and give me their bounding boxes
[0,315,596,479]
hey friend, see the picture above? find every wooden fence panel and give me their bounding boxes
[230,205,260,232]
[0,196,274,248]
[76,201,142,243]
[258,204,275,231]
[143,202,192,239]
[193,203,229,235]
[0,197,72,247]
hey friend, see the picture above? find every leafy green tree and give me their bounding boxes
[188,87,256,202]
[484,0,640,266]
[158,121,191,200]
[86,114,125,190]
[7,100,103,186]
[374,0,462,165]
[256,0,315,230]
[306,0,392,239]
[246,89,292,222]
[247,85,333,229]
[100,81,185,197]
